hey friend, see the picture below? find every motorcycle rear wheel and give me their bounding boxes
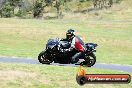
[84,53,96,67]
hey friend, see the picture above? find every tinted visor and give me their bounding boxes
[66,33,72,39]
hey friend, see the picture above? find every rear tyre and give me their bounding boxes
[38,51,53,64]
[84,53,96,67]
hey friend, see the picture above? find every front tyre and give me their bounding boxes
[84,53,96,67]
[38,51,53,64]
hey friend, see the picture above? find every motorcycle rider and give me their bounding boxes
[65,29,85,63]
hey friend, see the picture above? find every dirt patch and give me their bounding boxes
[0,70,37,81]
[0,70,51,85]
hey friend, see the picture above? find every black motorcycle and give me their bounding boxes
[38,36,98,67]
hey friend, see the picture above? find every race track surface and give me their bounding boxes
[0,57,132,72]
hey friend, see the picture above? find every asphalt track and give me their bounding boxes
[0,57,132,73]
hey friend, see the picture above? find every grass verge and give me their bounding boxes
[0,62,131,88]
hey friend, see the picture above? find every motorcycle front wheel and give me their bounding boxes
[38,51,53,64]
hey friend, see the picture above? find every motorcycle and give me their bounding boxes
[38,36,98,67]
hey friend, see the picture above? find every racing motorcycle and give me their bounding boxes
[38,36,98,67]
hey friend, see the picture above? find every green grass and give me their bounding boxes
[0,62,131,88]
[0,18,132,65]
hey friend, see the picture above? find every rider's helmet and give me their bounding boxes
[66,29,75,40]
